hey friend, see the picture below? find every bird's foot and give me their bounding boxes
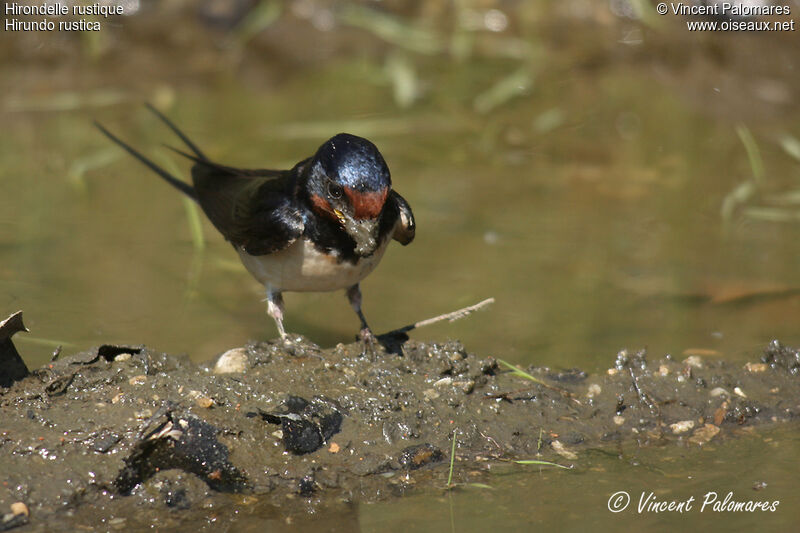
[357,327,383,357]
[276,333,321,358]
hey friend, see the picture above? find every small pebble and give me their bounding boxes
[10,502,28,517]
[733,387,747,398]
[709,387,729,398]
[128,375,147,386]
[398,443,444,469]
[613,415,625,426]
[114,353,131,362]
[423,389,440,401]
[214,348,249,374]
[688,423,720,446]
[683,356,703,369]
[455,380,475,394]
[195,397,215,409]
[586,384,601,398]
[551,440,578,460]
[433,377,453,388]
[134,409,153,419]
[744,362,767,373]
[670,420,695,434]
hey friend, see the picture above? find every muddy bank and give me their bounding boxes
[1,326,799,530]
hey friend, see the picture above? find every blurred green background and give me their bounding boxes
[2,1,800,531]
[2,0,799,371]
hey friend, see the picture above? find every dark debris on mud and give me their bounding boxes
[1,328,799,529]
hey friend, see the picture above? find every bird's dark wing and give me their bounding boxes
[380,190,415,245]
[187,156,306,256]
[97,107,304,256]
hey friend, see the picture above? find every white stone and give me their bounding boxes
[214,347,249,374]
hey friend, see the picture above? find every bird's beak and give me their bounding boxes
[334,209,378,256]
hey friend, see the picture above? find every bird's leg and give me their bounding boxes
[266,286,286,339]
[346,284,377,348]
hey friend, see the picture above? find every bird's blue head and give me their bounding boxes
[304,134,392,256]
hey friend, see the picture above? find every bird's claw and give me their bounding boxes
[357,327,382,357]
[277,333,321,358]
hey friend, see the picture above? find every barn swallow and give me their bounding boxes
[95,105,415,347]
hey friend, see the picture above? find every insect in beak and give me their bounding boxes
[333,209,347,225]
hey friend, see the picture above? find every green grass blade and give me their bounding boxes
[496,358,546,385]
[736,124,765,185]
[466,483,494,490]
[447,430,457,487]
[68,147,121,193]
[765,190,800,205]
[234,0,282,43]
[779,135,800,163]
[155,152,206,251]
[339,5,443,55]
[743,207,800,222]
[182,197,206,252]
[473,67,534,114]
[721,180,756,230]
[515,459,571,469]
[385,52,419,108]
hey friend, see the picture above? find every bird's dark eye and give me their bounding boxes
[327,181,343,199]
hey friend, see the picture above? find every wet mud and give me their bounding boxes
[1,328,799,530]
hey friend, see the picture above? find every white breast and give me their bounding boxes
[236,237,391,292]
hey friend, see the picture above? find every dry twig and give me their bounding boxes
[383,297,495,336]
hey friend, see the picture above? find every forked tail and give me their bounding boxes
[94,104,211,200]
